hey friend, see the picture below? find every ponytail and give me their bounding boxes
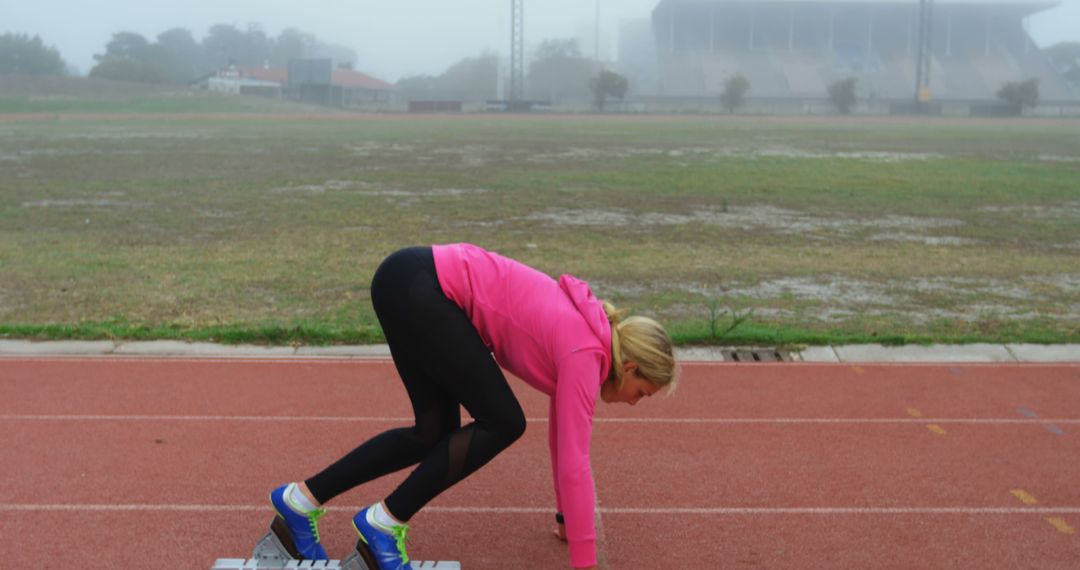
[603,301,678,394]
[603,302,628,382]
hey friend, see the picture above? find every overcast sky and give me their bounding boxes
[3,0,1078,80]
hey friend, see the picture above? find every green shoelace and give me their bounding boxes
[306,508,327,542]
[390,524,410,564]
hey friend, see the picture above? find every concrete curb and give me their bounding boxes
[0,340,1076,363]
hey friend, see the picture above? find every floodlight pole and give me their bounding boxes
[596,0,601,63]
[914,0,934,107]
[914,0,924,103]
[511,0,525,104]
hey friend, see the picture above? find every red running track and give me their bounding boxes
[1,357,1079,569]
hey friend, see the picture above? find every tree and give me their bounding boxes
[396,52,498,102]
[90,31,169,83]
[272,28,316,67]
[0,33,66,75]
[395,74,439,99]
[440,52,498,101]
[1043,42,1080,85]
[589,70,628,111]
[827,77,858,114]
[85,23,349,85]
[156,28,206,83]
[527,38,594,102]
[99,32,151,61]
[203,24,272,69]
[719,73,750,114]
[997,78,1039,109]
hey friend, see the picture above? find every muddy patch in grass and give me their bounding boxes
[977,203,1080,219]
[48,129,212,141]
[269,180,367,194]
[522,205,969,242]
[430,145,498,168]
[867,233,979,246]
[1038,155,1080,163]
[523,145,947,164]
[647,274,1080,324]
[269,181,490,201]
[713,276,902,306]
[22,197,134,208]
[726,147,947,162]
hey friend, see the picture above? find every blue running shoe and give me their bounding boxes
[352,505,410,570]
[269,484,329,561]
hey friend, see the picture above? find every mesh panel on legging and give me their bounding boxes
[304,247,526,520]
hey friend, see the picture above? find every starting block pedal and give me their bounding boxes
[210,518,460,570]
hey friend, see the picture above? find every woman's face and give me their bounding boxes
[600,363,661,406]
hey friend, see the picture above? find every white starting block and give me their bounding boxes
[210,559,459,569]
[210,519,460,570]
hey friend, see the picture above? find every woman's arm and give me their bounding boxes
[553,350,604,569]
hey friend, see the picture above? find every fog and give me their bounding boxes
[3,0,1078,81]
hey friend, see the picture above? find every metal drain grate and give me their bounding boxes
[720,347,793,362]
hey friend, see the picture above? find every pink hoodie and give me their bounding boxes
[432,243,610,569]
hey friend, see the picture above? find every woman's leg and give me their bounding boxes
[304,247,525,519]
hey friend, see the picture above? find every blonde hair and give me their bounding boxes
[603,302,679,394]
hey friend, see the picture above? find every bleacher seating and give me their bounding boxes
[774,53,825,96]
[735,52,789,95]
[972,54,1021,97]
[650,1,1077,101]
[702,52,741,92]
[940,57,989,99]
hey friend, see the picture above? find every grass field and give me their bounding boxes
[1,107,1077,346]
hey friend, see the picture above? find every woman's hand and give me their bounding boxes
[553,521,567,542]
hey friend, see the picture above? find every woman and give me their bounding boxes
[268,243,678,569]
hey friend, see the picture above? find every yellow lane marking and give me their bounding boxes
[926,424,947,435]
[853,366,865,375]
[1046,518,1076,534]
[906,408,924,418]
[1010,489,1039,505]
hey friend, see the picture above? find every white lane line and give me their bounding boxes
[2,415,1079,425]
[3,504,1080,515]
[0,357,395,364]
[593,473,609,569]
[3,357,1077,368]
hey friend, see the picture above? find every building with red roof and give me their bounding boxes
[197,62,395,106]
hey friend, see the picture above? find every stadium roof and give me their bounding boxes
[655,0,1059,8]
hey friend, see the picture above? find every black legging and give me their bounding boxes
[305,247,527,521]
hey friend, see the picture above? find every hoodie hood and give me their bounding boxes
[558,274,613,381]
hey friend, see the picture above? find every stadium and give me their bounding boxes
[623,0,1075,106]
